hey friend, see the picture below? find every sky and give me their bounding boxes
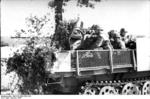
[63,0,150,36]
[1,0,54,37]
[1,0,150,38]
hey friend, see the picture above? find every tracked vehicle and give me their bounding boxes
[45,36,150,95]
[1,35,150,95]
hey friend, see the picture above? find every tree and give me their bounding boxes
[6,14,56,95]
[48,0,101,50]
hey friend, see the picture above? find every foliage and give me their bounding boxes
[53,18,79,50]
[7,44,55,94]
[49,0,101,9]
[6,14,56,94]
[15,14,52,37]
[48,0,101,50]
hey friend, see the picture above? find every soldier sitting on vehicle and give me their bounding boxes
[108,30,116,42]
[125,35,136,49]
[90,32,104,50]
[74,25,104,50]
[69,28,83,50]
[111,33,126,49]
[120,28,129,44]
[87,25,104,50]
[101,40,113,50]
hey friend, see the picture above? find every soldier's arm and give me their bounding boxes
[120,41,126,49]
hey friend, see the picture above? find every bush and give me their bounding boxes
[6,14,55,94]
[7,44,55,94]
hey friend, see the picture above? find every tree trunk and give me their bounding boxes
[53,0,63,49]
[55,0,63,29]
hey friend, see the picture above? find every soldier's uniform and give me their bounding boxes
[89,27,105,50]
[120,28,129,44]
[108,30,116,42]
[70,29,82,50]
[90,34,104,49]
[101,40,113,50]
[111,34,126,49]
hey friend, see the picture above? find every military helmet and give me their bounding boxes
[70,28,83,39]
[120,28,127,33]
[90,25,103,31]
[114,33,121,38]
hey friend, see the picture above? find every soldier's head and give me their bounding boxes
[120,28,127,37]
[114,33,121,42]
[108,30,117,41]
[71,28,82,39]
[90,25,103,35]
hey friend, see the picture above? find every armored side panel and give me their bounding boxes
[74,50,135,76]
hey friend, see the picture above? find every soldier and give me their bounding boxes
[70,28,83,50]
[101,40,113,50]
[108,30,116,42]
[120,28,129,44]
[111,33,126,49]
[126,35,136,49]
[89,26,105,50]
[77,25,104,50]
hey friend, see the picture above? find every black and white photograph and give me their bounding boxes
[1,0,150,97]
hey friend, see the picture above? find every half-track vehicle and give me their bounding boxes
[45,36,150,95]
